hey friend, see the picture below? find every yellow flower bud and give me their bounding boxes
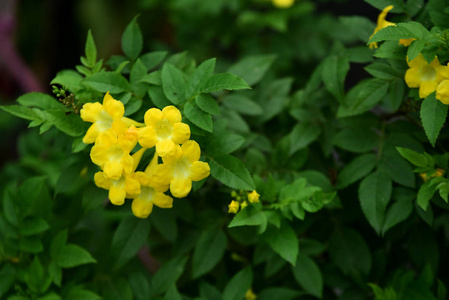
[228,200,239,214]
[247,190,260,203]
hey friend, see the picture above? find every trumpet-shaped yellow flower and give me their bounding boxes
[90,127,138,180]
[272,0,294,8]
[80,92,128,143]
[436,80,449,104]
[93,148,146,205]
[131,154,173,218]
[138,106,191,157]
[405,54,449,99]
[248,190,260,203]
[150,140,210,198]
[228,200,240,214]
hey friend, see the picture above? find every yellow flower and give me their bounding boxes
[138,106,190,157]
[272,0,294,8]
[240,201,248,209]
[436,80,449,104]
[80,92,129,144]
[247,190,260,203]
[245,288,257,300]
[228,200,240,214]
[420,168,445,182]
[405,54,449,99]
[131,154,173,218]
[90,127,138,180]
[93,149,146,205]
[368,6,415,49]
[150,140,210,198]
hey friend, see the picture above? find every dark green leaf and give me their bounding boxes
[82,72,130,93]
[195,94,220,115]
[208,155,255,190]
[151,256,188,295]
[417,180,437,211]
[227,54,276,86]
[382,198,413,235]
[187,58,216,98]
[19,217,49,236]
[206,133,245,156]
[140,51,167,70]
[292,253,323,298]
[289,123,321,156]
[56,244,96,268]
[321,55,349,102]
[338,154,377,188]
[192,228,227,278]
[223,95,263,115]
[161,63,186,105]
[222,267,253,300]
[197,73,250,94]
[396,147,429,167]
[420,93,448,147]
[264,223,299,265]
[183,101,213,132]
[121,16,143,60]
[334,127,378,153]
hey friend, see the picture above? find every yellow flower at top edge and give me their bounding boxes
[228,200,240,214]
[244,288,257,300]
[90,126,138,180]
[248,190,260,203]
[272,0,294,9]
[405,54,449,99]
[150,140,210,198]
[131,154,174,219]
[138,106,191,158]
[368,5,415,49]
[80,92,127,144]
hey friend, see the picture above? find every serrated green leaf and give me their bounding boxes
[206,133,245,156]
[338,154,377,188]
[192,228,227,278]
[334,127,378,153]
[292,253,323,298]
[197,73,250,94]
[82,72,130,93]
[17,93,63,110]
[56,244,96,268]
[148,86,172,109]
[223,95,263,115]
[289,123,321,156]
[0,105,43,122]
[229,205,267,228]
[396,146,429,167]
[264,223,298,266]
[151,256,188,295]
[222,267,253,300]
[407,40,426,61]
[50,70,84,92]
[140,51,167,70]
[364,62,399,80]
[369,24,414,44]
[85,30,97,67]
[417,180,437,211]
[420,93,448,147]
[382,198,413,235]
[359,171,392,234]
[227,54,276,86]
[161,63,186,105]
[321,55,349,102]
[122,16,143,60]
[187,58,216,98]
[195,94,220,115]
[183,101,213,132]
[43,111,85,137]
[208,155,255,190]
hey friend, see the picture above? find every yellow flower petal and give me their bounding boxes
[162,106,182,124]
[138,126,157,148]
[125,177,141,197]
[404,68,421,88]
[156,139,178,157]
[83,123,103,144]
[272,0,294,8]
[181,140,201,163]
[94,172,112,190]
[172,123,191,144]
[109,185,126,205]
[103,96,125,119]
[104,161,124,180]
[248,190,260,203]
[436,80,449,104]
[132,196,154,218]
[144,108,163,127]
[152,193,173,208]
[407,54,427,69]
[399,38,415,47]
[151,164,173,187]
[228,200,239,213]
[419,81,439,99]
[190,161,210,181]
[80,102,102,123]
[170,176,192,198]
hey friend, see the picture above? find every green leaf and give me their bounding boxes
[206,133,245,156]
[292,253,323,298]
[50,70,84,92]
[264,223,299,266]
[112,216,151,268]
[19,217,49,236]
[150,208,177,242]
[329,227,371,276]
[382,198,413,235]
[417,180,438,211]
[321,55,349,102]
[396,147,429,167]
[407,40,426,61]
[223,95,263,116]
[48,261,61,287]
[364,62,400,80]
[420,93,448,147]
[208,155,255,190]
[17,92,63,110]
[338,154,377,188]
[151,256,188,295]
[192,228,227,278]
[222,267,253,300]
[20,237,44,253]
[3,192,18,226]
[378,148,415,188]
[148,86,172,109]
[187,58,216,98]
[183,101,213,132]
[334,127,378,153]
[197,73,251,94]
[279,178,321,205]
[85,30,97,67]
[369,24,415,44]
[129,273,151,300]
[82,72,130,93]
[161,63,186,105]
[195,94,220,115]
[289,123,321,156]
[340,16,375,42]
[121,16,143,60]
[25,257,51,294]
[43,111,86,137]
[130,59,148,97]
[227,54,276,86]
[0,105,43,122]
[56,244,96,268]
[140,51,167,70]
[66,286,101,300]
[228,205,267,228]
[50,230,68,258]
[257,288,301,300]
[359,171,393,234]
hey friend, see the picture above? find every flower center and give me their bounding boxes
[109,144,124,162]
[156,119,173,139]
[420,66,437,82]
[173,158,190,179]
[97,110,114,132]
[140,186,155,202]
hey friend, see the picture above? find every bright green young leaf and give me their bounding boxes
[417,180,438,211]
[85,30,97,67]
[222,267,253,300]
[56,244,96,268]
[161,63,186,105]
[396,147,429,167]
[292,253,323,298]
[228,205,267,228]
[227,54,276,86]
[111,216,151,268]
[420,93,448,147]
[264,223,299,266]
[192,228,227,278]
[187,58,216,98]
[338,154,377,188]
[50,70,84,92]
[150,256,188,296]
[122,16,143,60]
[197,73,251,94]
[289,123,321,156]
[195,94,220,115]
[382,198,413,235]
[208,155,255,190]
[183,101,213,132]
[17,92,64,110]
[321,55,349,102]
[223,95,263,115]
[82,72,130,93]
[0,105,43,122]
[359,171,392,234]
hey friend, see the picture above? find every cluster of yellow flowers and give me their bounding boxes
[272,0,295,9]
[80,92,210,218]
[228,190,260,214]
[370,6,449,104]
